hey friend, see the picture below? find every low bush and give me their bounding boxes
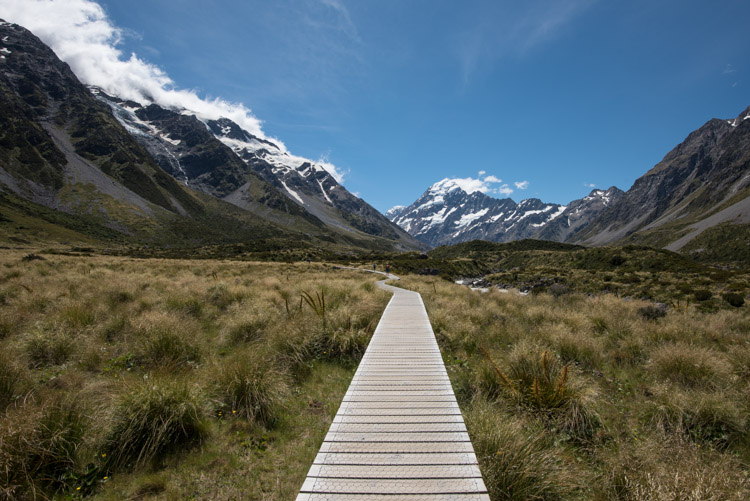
[644,390,745,449]
[638,305,667,321]
[59,304,96,328]
[694,289,712,301]
[722,292,744,308]
[225,316,267,345]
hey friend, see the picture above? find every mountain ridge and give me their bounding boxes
[387,179,621,248]
[0,20,421,253]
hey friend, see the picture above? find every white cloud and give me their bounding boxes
[1,0,346,182]
[584,182,596,188]
[514,180,529,189]
[1,0,271,139]
[441,172,513,196]
[316,152,347,184]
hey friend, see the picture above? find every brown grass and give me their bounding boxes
[0,251,389,499]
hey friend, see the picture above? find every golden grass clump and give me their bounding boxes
[102,379,206,470]
[648,343,732,388]
[213,349,290,427]
[469,403,578,500]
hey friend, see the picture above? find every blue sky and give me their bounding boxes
[6,0,750,212]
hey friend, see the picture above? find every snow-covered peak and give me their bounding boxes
[427,178,468,196]
[385,205,406,219]
[582,186,622,206]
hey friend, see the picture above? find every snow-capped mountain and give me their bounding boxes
[94,89,419,245]
[388,179,568,247]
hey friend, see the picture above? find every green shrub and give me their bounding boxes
[644,393,745,448]
[722,292,744,308]
[694,289,712,301]
[206,283,242,310]
[316,326,371,365]
[103,380,206,470]
[548,284,571,297]
[107,290,134,306]
[214,351,289,427]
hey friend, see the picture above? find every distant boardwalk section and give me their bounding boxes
[297,273,489,500]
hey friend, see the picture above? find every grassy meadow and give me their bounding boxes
[396,275,750,500]
[0,251,390,500]
[0,246,748,500]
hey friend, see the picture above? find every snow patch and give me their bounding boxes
[0,47,11,54]
[547,205,567,221]
[489,212,506,223]
[454,208,489,227]
[317,179,333,204]
[280,180,304,204]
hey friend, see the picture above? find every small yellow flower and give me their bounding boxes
[76,487,81,491]
[103,476,108,480]
[232,410,236,414]
[101,453,106,458]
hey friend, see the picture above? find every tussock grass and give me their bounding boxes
[214,349,289,427]
[103,379,206,470]
[0,251,389,498]
[395,273,750,500]
[648,344,732,388]
[469,403,577,500]
[0,399,88,498]
[0,355,25,412]
[23,328,74,368]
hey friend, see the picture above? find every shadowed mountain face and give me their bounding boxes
[93,89,420,250]
[0,20,421,252]
[571,106,750,250]
[387,179,621,248]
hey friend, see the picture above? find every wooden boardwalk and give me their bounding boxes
[297,274,489,500]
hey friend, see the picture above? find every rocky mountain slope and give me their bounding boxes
[571,106,750,251]
[0,20,419,252]
[94,90,417,245]
[535,186,624,242]
[390,106,749,254]
[388,179,621,248]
